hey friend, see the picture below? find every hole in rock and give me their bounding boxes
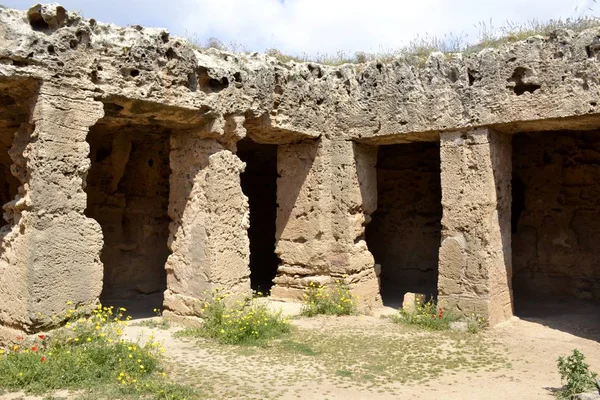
[196,67,229,93]
[366,141,442,307]
[467,68,479,86]
[237,138,280,294]
[508,67,541,96]
[86,112,171,318]
[28,13,49,31]
[512,130,600,340]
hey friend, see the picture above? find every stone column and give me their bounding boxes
[438,128,513,325]
[271,139,381,308]
[164,134,250,318]
[0,83,105,335]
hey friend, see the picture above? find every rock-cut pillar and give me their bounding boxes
[271,139,381,308]
[438,128,513,325]
[164,134,251,318]
[0,83,105,336]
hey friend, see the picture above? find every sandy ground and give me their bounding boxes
[2,299,599,400]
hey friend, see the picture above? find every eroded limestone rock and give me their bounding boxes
[0,3,600,332]
[272,140,381,308]
[513,131,600,301]
[438,128,513,325]
[164,135,251,317]
[402,293,426,313]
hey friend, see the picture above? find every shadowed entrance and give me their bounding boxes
[237,138,280,294]
[366,142,442,306]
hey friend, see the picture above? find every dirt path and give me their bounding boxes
[122,305,600,400]
[2,301,599,400]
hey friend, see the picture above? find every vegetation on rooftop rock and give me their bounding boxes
[187,16,600,66]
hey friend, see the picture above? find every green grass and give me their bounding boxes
[0,304,196,400]
[392,300,489,334]
[187,16,600,65]
[335,369,353,377]
[173,320,511,397]
[175,290,290,345]
[279,339,319,356]
[132,318,171,330]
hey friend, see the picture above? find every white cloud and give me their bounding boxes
[2,0,596,55]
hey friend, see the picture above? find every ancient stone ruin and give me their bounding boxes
[1,3,599,337]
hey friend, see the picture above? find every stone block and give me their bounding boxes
[402,292,426,312]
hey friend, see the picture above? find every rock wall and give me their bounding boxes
[0,139,20,229]
[4,4,600,144]
[85,121,171,299]
[27,84,105,326]
[512,131,600,301]
[366,142,442,301]
[4,3,600,330]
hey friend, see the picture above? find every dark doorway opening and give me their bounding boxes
[366,142,442,307]
[0,122,20,231]
[512,130,600,340]
[237,138,280,294]
[85,119,171,318]
[0,133,19,229]
[0,79,35,230]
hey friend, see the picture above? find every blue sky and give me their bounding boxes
[2,0,597,55]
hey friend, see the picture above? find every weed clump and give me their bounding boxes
[392,299,458,331]
[300,280,357,317]
[464,313,489,334]
[0,304,193,399]
[557,349,599,399]
[179,290,290,345]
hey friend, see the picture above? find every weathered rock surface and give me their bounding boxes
[438,128,513,325]
[513,131,600,301]
[1,3,600,332]
[272,139,381,307]
[574,392,600,400]
[401,292,426,313]
[4,4,600,141]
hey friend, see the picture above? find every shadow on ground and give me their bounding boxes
[514,297,600,342]
[101,292,164,320]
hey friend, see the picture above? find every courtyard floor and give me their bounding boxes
[2,300,599,400]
